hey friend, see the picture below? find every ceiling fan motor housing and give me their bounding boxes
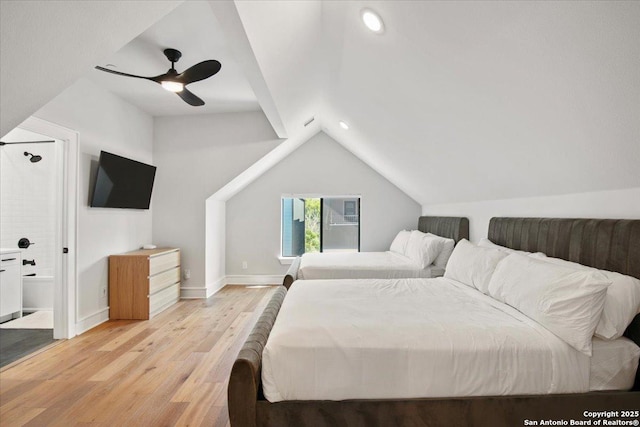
[164,48,182,64]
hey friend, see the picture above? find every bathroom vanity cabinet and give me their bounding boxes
[0,249,23,319]
[109,248,181,320]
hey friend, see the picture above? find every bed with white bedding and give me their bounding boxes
[296,252,444,280]
[282,216,469,287]
[229,217,640,427]
[263,278,591,401]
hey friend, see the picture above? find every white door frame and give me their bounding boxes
[18,116,78,339]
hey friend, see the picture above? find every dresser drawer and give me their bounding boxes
[149,266,180,295]
[149,282,180,317]
[149,250,180,276]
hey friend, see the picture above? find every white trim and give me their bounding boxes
[19,117,78,339]
[181,276,227,299]
[181,276,283,300]
[278,257,295,265]
[281,193,362,199]
[225,275,283,285]
[180,286,208,299]
[206,276,226,297]
[22,307,54,312]
[75,307,109,335]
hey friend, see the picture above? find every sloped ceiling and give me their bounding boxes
[232,0,640,205]
[3,1,638,207]
[87,1,260,117]
[0,0,183,137]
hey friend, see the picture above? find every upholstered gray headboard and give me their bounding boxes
[488,217,640,280]
[418,216,469,243]
[488,217,640,391]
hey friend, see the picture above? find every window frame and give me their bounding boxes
[280,194,361,258]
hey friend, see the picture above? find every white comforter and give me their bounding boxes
[298,251,443,280]
[262,278,590,402]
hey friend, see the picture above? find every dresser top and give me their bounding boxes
[111,247,179,257]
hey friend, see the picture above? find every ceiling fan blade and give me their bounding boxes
[176,87,205,106]
[176,60,221,85]
[94,66,159,81]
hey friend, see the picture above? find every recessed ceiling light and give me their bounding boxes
[361,8,384,34]
[339,121,349,130]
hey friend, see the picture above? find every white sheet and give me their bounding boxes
[298,251,443,280]
[262,278,590,402]
[590,337,640,391]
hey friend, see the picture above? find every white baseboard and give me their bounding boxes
[75,307,109,335]
[180,276,226,299]
[180,286,208,299]
[23,307,53,313]
[206,277,226,298]
[224,275,283,285]
[179,276,283,299]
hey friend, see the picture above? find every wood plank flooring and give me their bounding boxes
[0,285,279,427]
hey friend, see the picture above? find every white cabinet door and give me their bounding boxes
[0,260,22,317]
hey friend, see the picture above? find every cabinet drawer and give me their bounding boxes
[0,254,20,268]
[149,266,180,295]
[149,250,180,276]
[149,282,180,317]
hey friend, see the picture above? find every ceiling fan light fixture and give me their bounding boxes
[161,80,184,93]
[361,8,384,34]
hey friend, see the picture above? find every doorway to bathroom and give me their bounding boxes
[0,117,78,367]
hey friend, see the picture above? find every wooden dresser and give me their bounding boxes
[109,248,181,320]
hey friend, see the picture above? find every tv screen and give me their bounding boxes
[90,151,157,209]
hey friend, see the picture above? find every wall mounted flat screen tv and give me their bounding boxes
[90,151,157,209]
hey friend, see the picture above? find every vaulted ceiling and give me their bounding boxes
[2,1,639,206]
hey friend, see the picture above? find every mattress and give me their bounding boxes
[262,278,590,402]
[298,251,444,280]
[590,337,640,391]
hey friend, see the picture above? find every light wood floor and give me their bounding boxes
[0,285,279,427]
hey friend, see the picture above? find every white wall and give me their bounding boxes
[0,129,58,276]
[226,132,422,276]
[33,78,154,327]
[423,187,640,243]
[152,112,281,291]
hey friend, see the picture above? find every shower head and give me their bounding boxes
[24,152,42,163]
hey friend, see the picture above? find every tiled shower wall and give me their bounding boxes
[0,132,57,277]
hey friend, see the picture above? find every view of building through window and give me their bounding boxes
[282,197,360,257]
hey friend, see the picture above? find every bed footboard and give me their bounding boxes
[228,286,287,427]
[282,257,301,289]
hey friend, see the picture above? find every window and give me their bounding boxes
[282,196,360,257]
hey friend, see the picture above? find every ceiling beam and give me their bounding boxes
[207,0,288,138]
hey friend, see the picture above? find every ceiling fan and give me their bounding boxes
[95,48,221,106]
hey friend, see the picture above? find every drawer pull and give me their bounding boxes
[1,258,16,262]
[0,269,5,273]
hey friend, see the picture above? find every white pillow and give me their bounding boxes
[488,253,610,356]
[405,230,444,269]
[425,233,455,268]
[530,253,640,340]
[443,239,508,293]
[389,230,411,255]
[478,238,534,256]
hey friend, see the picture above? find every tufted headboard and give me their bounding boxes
[488,217,640,279]
[418,216,469,243]
[488,217,640,391]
